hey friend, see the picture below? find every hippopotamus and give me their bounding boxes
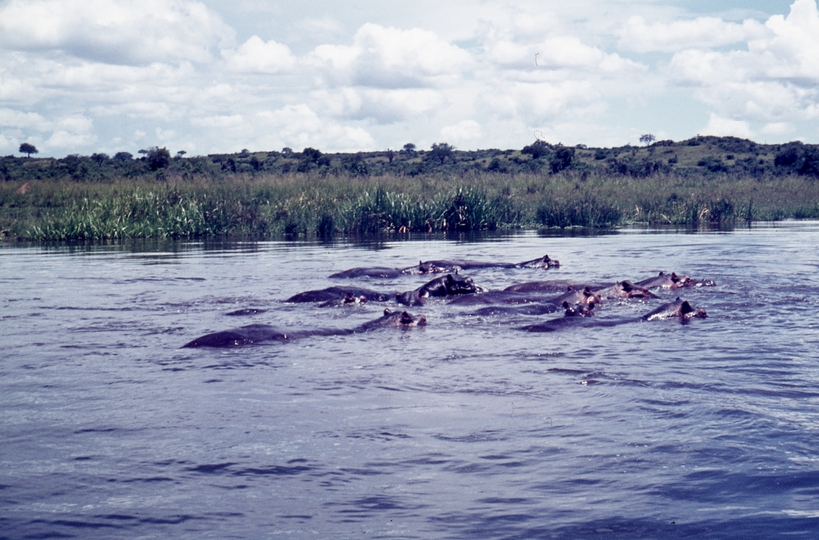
[549,286,602,307]
[636,272,716,289]
[182,324,292,348]
[505,280,656,300]
[328,267,406,279]
[406,254,560,274]
[503,280,587,294]
[448,290,547,306]
[318,293,368,307]
[641,298,707,321]
[594,280,659,300]
[520,297,706,332]
[450,285,600,308]
[329,254,560,279]
[355,308,427,330]
[563,301,596,317]
[520,301,597,332]
[225,308,268,316]
[470,302,562,317]
[285,286,392,303]
[396,274,485,306]
[182,308,426,348]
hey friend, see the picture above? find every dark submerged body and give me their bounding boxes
[522,298,707,332]
[328,267,406,279]
[409,254,559,274]
[182,309,426,348]
[285,286,393,303]
[329,254,559,279]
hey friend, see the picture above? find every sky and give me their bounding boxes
[0,0,817,158]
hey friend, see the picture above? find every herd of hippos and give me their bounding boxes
[182,254,714,348]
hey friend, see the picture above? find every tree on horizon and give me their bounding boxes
[19,143,38,157]
[429,142,454,165]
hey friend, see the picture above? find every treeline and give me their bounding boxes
[1,136,818,241]
[2,136,819,183]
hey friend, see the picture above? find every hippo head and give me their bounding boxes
[580,287,602,305]
[562,300,595,317]
[382,308,428,327]
[679,300,707,319]
[444,274,478,295]
[396,290,426,306]
[669,272,692,288]
[526,254,560,269]
[418,261,446,274]
[618,280,658,299]
[399,310,427,326]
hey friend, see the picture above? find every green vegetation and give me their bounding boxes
[1,136,818,241]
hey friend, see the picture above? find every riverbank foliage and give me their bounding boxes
[2,136,818,240]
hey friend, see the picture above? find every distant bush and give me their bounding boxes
[697,157,728,173]
[146,147,171,171]
[774,143,819,178]
[522,140,550,159]
[549,146,575,173]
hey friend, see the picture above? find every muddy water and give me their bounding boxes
[2,222,819,538]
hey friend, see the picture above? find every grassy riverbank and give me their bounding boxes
[2,170,818,241]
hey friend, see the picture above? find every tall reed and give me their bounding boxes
[2,170,817,240]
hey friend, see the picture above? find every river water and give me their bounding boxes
[1,223,819,539]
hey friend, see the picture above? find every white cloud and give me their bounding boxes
[0,0,816,157]
[0,0,234,65]
[483,79,603,122]
[618,16,769,53]
[762,122,793,136]
[702,113,753,139]
[254,105,376,152]
[0,108,50,131]
[750,0,819,81]
[45,115,97,149]
[311,87,446,123]
[668,0,819,125]
[485,31,643,76]
[440,120,483,144]
[223,36,296,73]
[191,114,244,128]
[311,24,473,89]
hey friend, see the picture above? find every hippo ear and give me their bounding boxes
[680,301,694,315]
[621,280,633,291]
[384,308,392,315]
[562,301,570,308]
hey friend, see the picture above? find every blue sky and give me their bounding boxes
[0,0,816,157]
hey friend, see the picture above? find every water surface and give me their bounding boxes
[2,223,819,539]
